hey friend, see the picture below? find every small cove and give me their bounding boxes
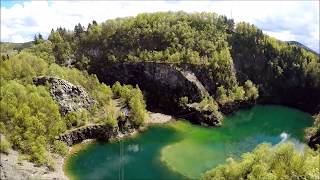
[65,105,313,179]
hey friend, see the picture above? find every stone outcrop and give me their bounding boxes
[57,111,174,146]
[93,62,256,126]
[180,103,221,126]
[177,67,209,98]
[94,62,213,119]
[308,131,320,149]
[57,125,121,146]
[96,62,208,104]
[57,123,137,146]
[219,100,255,115]
[33,76,95,115]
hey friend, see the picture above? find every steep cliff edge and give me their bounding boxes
[94,62,222,125]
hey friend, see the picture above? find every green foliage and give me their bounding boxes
[52,140,68,156]
[0,135,11,154]
[34,33,44,45]
[216,86,229,105]
[179,96,189,107]
[231,86,245,101]
[2,11,318,173]
[129,87,148,126]
[102,101,118,127]
[45,12,238,93]
[231,22,319,105]
[202,143,320,180]
[64,110,89,129]
[26,41,55,64]
[305,113,320,140]
[112,82,136,103]
[0,80,66,165]
[244,80,259,100]
[48,30,72,65]
[199,96,219,112]
[112,82,148,126]
[0,52,48,84]
[198,96,223,120]
[0,52,123,167]
[216,81,258,105]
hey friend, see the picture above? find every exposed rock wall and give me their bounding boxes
[57,124,135,146]
[180,104,221,126]
[93,62,251,126]
[230,49,320,114]
[94,62,209,114]
[33,76,95,115]
[219,100,255,115]
[308,131,320,149]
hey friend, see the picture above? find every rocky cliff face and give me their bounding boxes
[57,125,122,146]
[230,47,320,114]
[33,76,96,115]
[57,116,137,146]
[93,62,252,126]
[95,62,210,113]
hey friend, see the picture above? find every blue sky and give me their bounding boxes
[1,0,319,52]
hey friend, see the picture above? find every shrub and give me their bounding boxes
[52,140,68,156]
[0,135,10,154]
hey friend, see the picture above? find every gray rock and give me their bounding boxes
[93,62,250,126]
[57,123,135,146]
[33,76,95,115]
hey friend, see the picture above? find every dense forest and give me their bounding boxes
[29,12,319,112]
[1,11,319,177]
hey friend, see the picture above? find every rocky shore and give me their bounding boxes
[0,150,68,180]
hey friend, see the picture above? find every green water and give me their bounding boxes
[66,105,312,180]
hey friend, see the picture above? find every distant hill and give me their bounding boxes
[0,41,33,51]
[286,41,319,56]
[0,41,33,58]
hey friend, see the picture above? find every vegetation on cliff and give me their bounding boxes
[39,11,318,111]
[202,143,320,180]
[231,22,319,112]
[0,49,147,168]
[305,113,320,149]
[112,82,148,126]
[43,12,256,104]
[0,11,319,176]
[306,113,320,139]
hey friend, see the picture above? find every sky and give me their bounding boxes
[1,0,319,52]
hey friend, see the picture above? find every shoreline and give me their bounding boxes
[63,112,175,179]
[0,112,174,180]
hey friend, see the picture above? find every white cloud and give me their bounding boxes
[11,34,27,43]
[1,1,319,52]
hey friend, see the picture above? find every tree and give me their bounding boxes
[244,80,259,100]
[129,88,147,126]
[202,143,320,180]
[0,135,10,154]
[216,86,229,105]
[74,23,84,38]
[48,30,72,65]
[232,86,245,101]
[34,33,44,44]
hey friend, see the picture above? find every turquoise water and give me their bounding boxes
[66,105,312,179]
